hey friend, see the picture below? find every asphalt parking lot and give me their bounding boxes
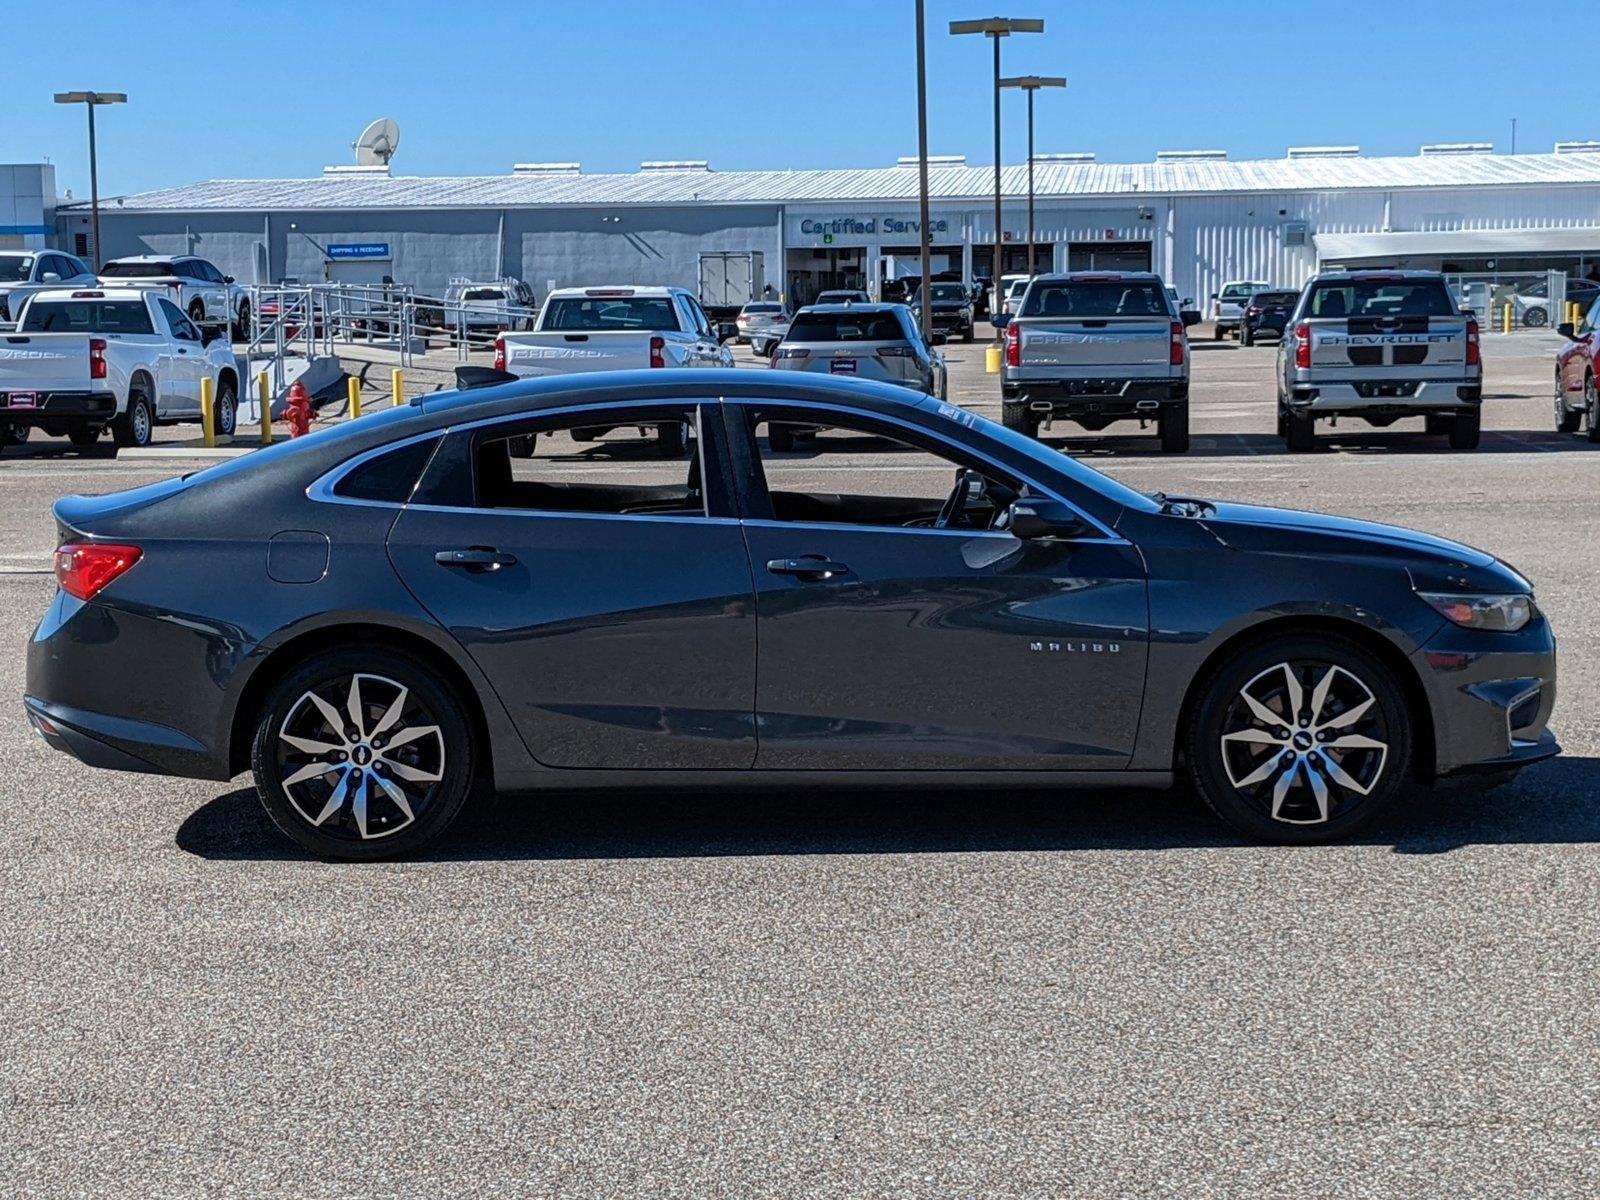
[3,333,1597,1196]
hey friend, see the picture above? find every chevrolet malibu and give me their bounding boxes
[25,371,1557,859]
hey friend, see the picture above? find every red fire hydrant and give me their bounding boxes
[284,380,312,438]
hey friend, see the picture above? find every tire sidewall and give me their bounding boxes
[215,380,237,436]
[250,648,476,860]
[1186,634,1413,843]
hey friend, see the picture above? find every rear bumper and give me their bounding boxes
[1004,376,1188,416]
[1286,377,1481,412]
[0,392,117,425]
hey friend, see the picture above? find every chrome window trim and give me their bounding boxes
[727,396,1126,543]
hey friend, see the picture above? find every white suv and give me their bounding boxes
[99,255,251,338]
[0,250,97,324]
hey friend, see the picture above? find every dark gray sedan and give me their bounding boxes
[25,371,1557,858]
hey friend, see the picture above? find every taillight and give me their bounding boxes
[493,337,506,371]
[649,335,666,368]
[89,337,107,380]
[54,543,142,601]
[1294,322,1312,369]
[1004,322,1021,368]
[1246,306,1262,316]
[1169,321,1185,366]
[1465,319,1481,368]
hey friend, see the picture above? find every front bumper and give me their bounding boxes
[1413,613,1560,777]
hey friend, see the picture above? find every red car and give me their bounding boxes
[1554,306,1600,440]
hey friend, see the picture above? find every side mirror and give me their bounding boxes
[1557,322,1577,340]
[991,312,1011,329]
[41,272,61,283]
[1182,297,1194,307]
[223,275,235,284]
[1209,292,1219,300]
[1181,311,1201,328]
[1008,498,1089,540]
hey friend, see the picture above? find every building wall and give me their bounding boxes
[1,164,57,251]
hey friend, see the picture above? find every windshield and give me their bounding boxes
[786,311,908,342]
[0,256,34,283]
[20,300,155,334]
[1021,280,1169,318]
[1220,284,1261,301]
[100,261,177,279]
[1306,280,1457,318]
[541,297,680,331]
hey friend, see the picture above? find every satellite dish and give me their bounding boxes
[353,118,400,166]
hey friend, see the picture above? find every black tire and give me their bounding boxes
[1424,414,1451,436]
[1,424,30,448]
[1285,408,1316,452]
[1448,408,1481,450]
[507,433,537,458]
[767,423,796,453]
[1555,374,1583,434]
[187,299,206,325]
[233,300,251,342]
[1586,373,1600,444]
[1185,633,1413,843]
[1001,400,1040,439]
[1239,324,1254,347]
[68,427,100,447]
[213,378,237,438]
[657,420,686,458]
[1158,405,1190,453]
[112,389,154,448]
[250,647,476,860]
[962,324,974,343]
[1275,403,1288,437]
[1212,323,1224,341]
[1523,305,1547,329]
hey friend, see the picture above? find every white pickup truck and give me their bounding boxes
[1210,279,1271,340]
[0,287,240,452]
[494,286,734,378]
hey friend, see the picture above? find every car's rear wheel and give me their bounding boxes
[188,299,206,325]
[251,649,475,860]
[233,300,251,342]
[1158,405,1190,453]
[1212,323,1223,341]
[214,378,237,438]
[1524,305,1548,328]
[112,389,154,449]
[1448,407,1482,450]
[1185,634,1412,843]
[1555,373,1582,433]
[2,424,30,448]
[1239,324,1254,347]
[1585,372,1600,444]
[1285,409,1316,452]
[1001,400,1040,439]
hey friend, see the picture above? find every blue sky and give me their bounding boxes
[2,0,1577,197]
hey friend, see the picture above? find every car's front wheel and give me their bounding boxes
[1185,634,1412,843]
[1555,373,1582,433]
[251,648,475,860]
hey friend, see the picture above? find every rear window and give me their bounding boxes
[333,436,442,503]
[1305,280,1457,319]
[19,300,155,334]
[1252,292,1298,306]
[462,288,506,301]
[541,297,680,331]
[786,311,908,342]
[100,261,176,279]
[924,284,966,301]
[742,303,782,314]
[1220,284,1261,301]
[1020,281,1169,319]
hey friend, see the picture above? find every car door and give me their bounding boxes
[152,297,204,413]
[384,400,758,770]
[726,399,1150,771]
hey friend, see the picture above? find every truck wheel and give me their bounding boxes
[1285,409,1316,452]
[1555,373,1582,433]
[1,425,30,449]
[112,390,154,449]
[962,324,974,343]
[188,299,206,324]
[1424,414,1450,436]
[1212,323,1223,341]
[657,421,687,458]
[767,424,796,453]
[1276,404,1288,437]
[1448,408,1482,450]
[233,300,252,342]
[1159,405,1190,453]
[214,378,237,438]
[1001,401,1040,439]
[68,427,100,447]
[1239,325,1253,347]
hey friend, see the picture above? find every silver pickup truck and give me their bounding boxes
[997,271,1193,452]
[1276,271,1482,452]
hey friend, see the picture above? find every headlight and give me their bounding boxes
[1418,592,1534,632]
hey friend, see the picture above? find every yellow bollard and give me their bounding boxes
[347,376,362,420]
[985,344,1002,374]
[200,376,216,448]
[391,368,405,408]
[1502,303,1513,334]
[258,372,272,445]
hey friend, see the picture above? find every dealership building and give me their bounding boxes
[33,142,1600,306]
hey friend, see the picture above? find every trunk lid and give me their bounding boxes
[0,333,90,395]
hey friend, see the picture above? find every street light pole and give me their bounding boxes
[951,17,1042,331]
[915,0,934,345]
[999,75,1067,278]
[53,91,127,271]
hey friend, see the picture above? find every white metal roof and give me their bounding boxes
[1314,225,1600,260]
[84,150,1600,214]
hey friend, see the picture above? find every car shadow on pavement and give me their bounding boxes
[175,756,1596,862]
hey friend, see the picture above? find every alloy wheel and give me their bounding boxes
[1218,661,1389,825]
[275,672,445,841]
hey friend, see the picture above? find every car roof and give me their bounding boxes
[105,254,195,263]
[1030,271,1162,282]
[801,302,904,313]
[27,287,151,302]
[1309,270,1446,282]
[546,285,682,298]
